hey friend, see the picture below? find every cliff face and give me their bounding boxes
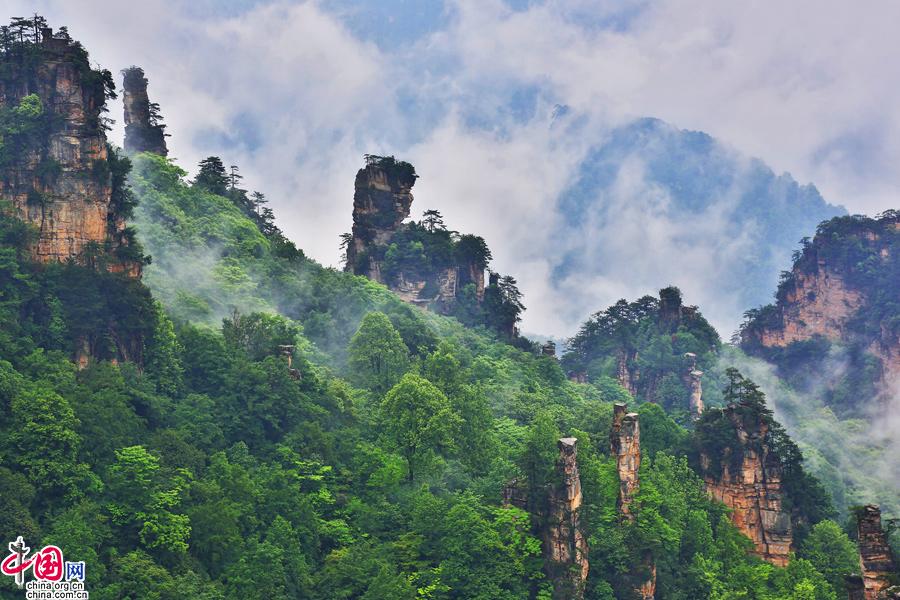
[544,437,589,600]
[345,155,489,311]
[856,505,898,600]
[346,156,416,283]
[0,28,136,273]
[122,66,168,156]
[751,261,864,348]
[742,214,900,387]
[701,402,793,566]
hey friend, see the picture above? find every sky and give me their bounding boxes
[8,0,900,337]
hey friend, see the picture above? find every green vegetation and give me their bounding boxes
[0,149,868,597]
[562,287,723,418]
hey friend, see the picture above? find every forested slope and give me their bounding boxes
[0,149,875,598]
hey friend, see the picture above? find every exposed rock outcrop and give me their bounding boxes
[700,402,793,566]
[122,66,168,156]
[0,27,137,273]
[500,438,589,600]
[345,155,415,283]
[610,404,656,598]
[856,505,898,600]
[544,437,589,600]
[684,352,704,419]
[611,403,641,518]
[542,341,557,358]
[345,155,498,316]
[741,213,900,388]
[847,575,868,600]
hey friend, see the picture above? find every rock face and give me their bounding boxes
[346,155,416,283]
[345,155,491,312]
[543,438,589,600]
[501,438,589,600]
[856,505,898,600]
[0,28,137,273]
[742,213,900,388]
[684,353,704,419]
[750,261,864,349]
[701,402,793,566]
[610,404,656,599]
[611,403,641,518]
[122,66,168,156]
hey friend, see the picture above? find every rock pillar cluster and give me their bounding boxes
[122,66,168,156]
[856,505,898,600]
[543,437,589,600]
[702,403,793,566]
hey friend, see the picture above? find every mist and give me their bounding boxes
[720,347,900,520]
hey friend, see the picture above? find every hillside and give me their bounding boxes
[742,212,900,407]
[737,212,900,530]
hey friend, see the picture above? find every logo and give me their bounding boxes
[2,537,88,599]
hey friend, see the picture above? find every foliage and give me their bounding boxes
[563,287,721,412]
[0,47,856,597]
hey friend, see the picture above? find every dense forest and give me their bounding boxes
[0,149,882,599]
[0,13,897,600]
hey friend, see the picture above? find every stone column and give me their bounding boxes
[856,505,897,600]
[544,437,589,600]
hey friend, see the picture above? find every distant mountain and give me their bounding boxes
[550,117,846,334]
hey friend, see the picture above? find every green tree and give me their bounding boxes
[6,383,96,505]
[799,520,859,596]
[348,312,409,393]
[380,373,459,482]
[106,445,192,557]
[193,156,229,196]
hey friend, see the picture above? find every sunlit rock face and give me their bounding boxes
[741,214,900,389]
[0,28,137,275]
[856,505,898,600]
[122,66,168,156]
[701,402,793,567]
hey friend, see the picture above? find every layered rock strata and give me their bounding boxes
[0,27,137,274]
[702,402,793,566]
[856,505,898,600]
[610,403,656,598]
[610,403,641,518]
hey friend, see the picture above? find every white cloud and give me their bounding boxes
[6,0,900,337]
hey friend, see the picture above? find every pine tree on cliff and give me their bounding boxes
[194,157,228,196]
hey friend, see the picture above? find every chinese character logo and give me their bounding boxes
[1,536,85,589]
